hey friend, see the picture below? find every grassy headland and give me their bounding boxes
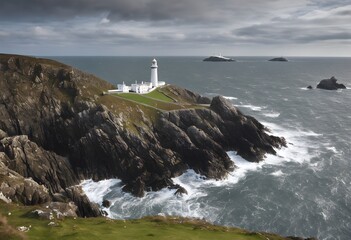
[0,202,290,240]
[111,87,208,111]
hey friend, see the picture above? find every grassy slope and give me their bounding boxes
[0,202,289,240]
[114,87,207,111]
[145,89,174,103]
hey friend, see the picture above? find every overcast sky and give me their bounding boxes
[0,0,350,56]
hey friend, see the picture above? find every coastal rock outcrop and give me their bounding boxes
[203,56,235,62]
[0,54,285,210]
[0,160,50,205]
[269,57,288,62]
[316,76,346,90]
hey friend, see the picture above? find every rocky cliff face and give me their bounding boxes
[0,54,286,215]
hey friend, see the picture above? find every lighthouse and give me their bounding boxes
[150,59,158,87]
[107,58,165,94]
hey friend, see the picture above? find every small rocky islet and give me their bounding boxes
[203,55,235,62]
[316,76,346,90]
[268,57,288,62]
[307,76,347,90]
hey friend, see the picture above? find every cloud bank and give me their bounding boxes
[0,0,350,56]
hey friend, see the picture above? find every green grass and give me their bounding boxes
[116,93,185,111]
[145,90,174,103]
[114,87,208,111]
[0,202,290,240]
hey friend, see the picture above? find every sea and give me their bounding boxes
[51,56,351,240]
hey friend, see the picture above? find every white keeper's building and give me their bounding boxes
[108,59,165,94]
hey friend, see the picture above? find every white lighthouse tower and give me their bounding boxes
[150,59,158,87]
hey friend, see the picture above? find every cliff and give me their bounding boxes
[0,54,285,216]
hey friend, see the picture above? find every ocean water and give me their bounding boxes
[53,56,351,240]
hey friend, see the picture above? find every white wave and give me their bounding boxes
[326,146,338,153]
[262,112,280,118]
[81,178,121,216]
[270,170,284,177]
[81,178,121,204]
[223,96,238,100]
[262,122,322,165]
[204,93,238,100]
[300,87,313,90]
[204,92,219,96]
[235,104,266,111]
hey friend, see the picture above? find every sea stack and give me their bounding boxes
[316,76,346,90]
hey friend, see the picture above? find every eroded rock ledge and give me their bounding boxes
[0,54,286,216]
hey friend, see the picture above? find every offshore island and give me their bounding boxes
[0,54,317,240]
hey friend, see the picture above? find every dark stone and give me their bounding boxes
[64,186,101,217]
[307,85,313,89]
[316,76,346,90]
[269,57,288,62]
[169,184,188,196]
[0,161,50,205]
[102,199,111,208]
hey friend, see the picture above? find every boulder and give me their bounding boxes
[102,199,111,208]
[0,161,50,205]
[64,186,101,217]
[169,184,188,196]
[316,76,346,90]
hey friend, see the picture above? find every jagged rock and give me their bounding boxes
[64,186,101,217]
[316,76,346,90]
[0,161,50,205]
[169,184,188,196]
[164,85,211,104]
[31,202,78,221]
[0,135,77,193]
[307,85,313,89]
[48,201,78,219]
[0,129,7,140]
[122,177,146,198]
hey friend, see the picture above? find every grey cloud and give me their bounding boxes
[234,23,351,44]
[1,0,350,56]
[0,0,300,24]
[0,0,226,22]
[308,0,351,8]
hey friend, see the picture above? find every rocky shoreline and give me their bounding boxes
[0,54,285,218]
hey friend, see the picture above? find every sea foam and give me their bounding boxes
[223,96,238,100]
